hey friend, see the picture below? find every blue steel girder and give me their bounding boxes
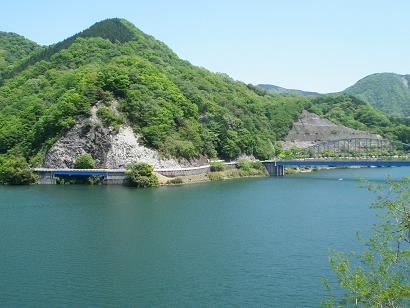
[276,160,410,167]
[52,171,108,176]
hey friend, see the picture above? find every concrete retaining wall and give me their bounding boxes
[38,172,57,184]
[155,165,211,177]
[103,175,127,185]
[35,162,241,184]
[155,162,237,177]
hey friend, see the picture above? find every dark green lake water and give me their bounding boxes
[0,167,409,307]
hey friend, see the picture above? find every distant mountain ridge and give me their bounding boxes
[258,84,319,96]
[260,73,410,117]
[344,73,410,116]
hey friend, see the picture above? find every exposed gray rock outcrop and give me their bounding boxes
[43,102,196,169]
[282,110,382,149]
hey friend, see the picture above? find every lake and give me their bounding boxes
[0,167,408,307]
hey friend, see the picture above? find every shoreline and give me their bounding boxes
[157,166,318,186]
[156,167,266,186]
[31,162,404,186]
[156,165,384,186]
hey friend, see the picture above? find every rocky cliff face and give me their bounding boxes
[282,110,382,149]
[43,102,198,169]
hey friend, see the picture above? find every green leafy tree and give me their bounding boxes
[74,153,96,169]
[237,159,263,171]
[125,162,159,188]
[0,155,38,185]
[56,154,100,185]
[210,161,225,172]
[322,178,410,307]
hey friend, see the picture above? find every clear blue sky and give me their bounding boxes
[1,0,409,93]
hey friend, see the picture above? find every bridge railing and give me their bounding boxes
[277,157,410,162]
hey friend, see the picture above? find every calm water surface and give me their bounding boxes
[0,167,409,307]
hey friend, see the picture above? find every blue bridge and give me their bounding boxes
[262,160,410,176]
[276,160,410,167]
[260,137,410,175]
[34,138,410,182]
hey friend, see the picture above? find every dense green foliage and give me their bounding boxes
[0,32,41,81]
[7,19,145,79]
[96,106,124,128]
[322,178,410,307]
[236,159,264,171]
[0,18,306,164]
[345,73,410,116]
[0,155,38,184]
[307,94,410,144]
[0,18,408,172]
[236,159,265,176]
[125,162,159,187]
[208,159,265,180]
[74,153,96,169]
[258,84,319,96]
[210,161,225,171]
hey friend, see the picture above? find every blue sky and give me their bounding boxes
[1,0,409,92]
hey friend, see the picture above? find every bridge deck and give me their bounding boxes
[34,168,125,176]
[273,160,410,167]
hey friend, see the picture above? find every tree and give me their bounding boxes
[0,156,38,185]
[125,162,159,188]
[322,177,410,307]
[74,153,96,169]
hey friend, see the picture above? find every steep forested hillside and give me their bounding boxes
[345,73,410,116]
[0,18,306,164]
[0,32,41,80]
[307,94,410,143]
[258,84,319,96]
[0,19,408,167]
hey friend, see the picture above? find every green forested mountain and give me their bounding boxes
[258,84,319,96]
[0,32,41,80]
[0,19,408,167]
[0,18,306,163]
[344,73,410,116]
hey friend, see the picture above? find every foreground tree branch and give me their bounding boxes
[322,177,410,307]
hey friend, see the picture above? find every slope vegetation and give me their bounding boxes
[0,32,41,80]
[0,18,305,164]
[345,73,410,116]
[0,19,408,168]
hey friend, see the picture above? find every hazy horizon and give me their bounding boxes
[1,0,409,93]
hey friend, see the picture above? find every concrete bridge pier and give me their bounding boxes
[102,174,126,185]
[262,162,284,176]
[38,171,57,184]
